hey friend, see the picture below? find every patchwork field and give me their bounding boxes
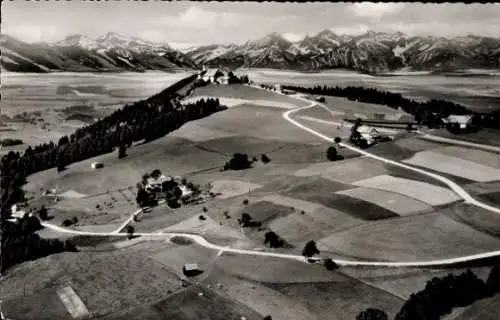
[341,265,493,300]
[432,146,500,169]
[101,285,262,320]
[352,174,461,206]
[265,280,403,320]
[403,150,500,182]
[2,72,192,145]
[294,157,388,184]
[318,209,500,261]
[9,76,500,320]
[196,135,335,164]
[336,187,432,216]
[25,136,227,196]
[1,250,183,319]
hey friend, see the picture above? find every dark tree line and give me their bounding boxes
[227,71,250,84]
[359,266,500,320]
[1,214,77,272]
[282,85,499,129]
[394,268,496,320]
[0,74,228,271]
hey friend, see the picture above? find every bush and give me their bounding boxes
[151,169,162,179]
[202,206,208,212]
[0,138,24,146]
[61,219,74,227]
[326,146,339,161]
[334,137,341,144]
[261,154,271,164]
[302,240,320,257]
[243,199,249,205]
[264,231,284,248]
[224,153,252,171]
[199,215,206,221]
[38,205,48,221]
[324,258,338,270]
[356,308,388,320]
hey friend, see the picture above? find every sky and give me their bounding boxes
[2,2,499,49]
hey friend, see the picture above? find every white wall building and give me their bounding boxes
[443,115,473,129]
[145,175,171,192]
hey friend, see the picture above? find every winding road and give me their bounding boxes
[42,88,500,268]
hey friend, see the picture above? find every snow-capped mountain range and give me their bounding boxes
[1,30,499,73]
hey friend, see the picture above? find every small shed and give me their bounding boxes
[182,263,203,277]
[91,162,103,169]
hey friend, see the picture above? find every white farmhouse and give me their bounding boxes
[357,125,382,145]
[11,204,26,219]
[443,115,474,129]
[145,175,171,192]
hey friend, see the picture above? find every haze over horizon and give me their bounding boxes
[2,2,500,49]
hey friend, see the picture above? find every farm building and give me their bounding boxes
[201,68,225,84]
[281,89,296,95]
[145,175,172,193]
[443,114,474,129]
[182,263,203,277]
[10,204,26,219]
[91,162,103,169]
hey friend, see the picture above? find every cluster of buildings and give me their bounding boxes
[144,174,193,202]
[197,66,230,85]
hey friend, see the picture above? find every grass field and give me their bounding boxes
[294,157,389,184]
[202,268,318,320]
[393,136,445,152]
[444,293,500,320]
[192,84,310,107]
[432,128,500,147]
[265,280,403,320]
[447,203,500,238]
[2,72,186,145]
[353,174,461,206]
[178,104,322,143]
[318,210,500,261]
[403,150,500,182]
[432,146,500,169]
[337,187,432,216]
[1,250,182,319]
[101,285,262,320]
[341,265,493,301]
[321,96,410,119]
[24,136,227,196]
